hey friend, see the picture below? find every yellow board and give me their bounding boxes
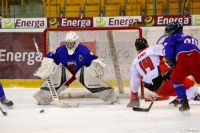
[0,79,130,89]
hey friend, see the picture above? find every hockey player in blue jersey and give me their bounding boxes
[163,21,200,111]
[0,83,13,107]
[33,31,118,105]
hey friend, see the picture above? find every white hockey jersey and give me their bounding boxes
[130,45,165,93]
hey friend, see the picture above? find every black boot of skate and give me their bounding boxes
[1,98,14,107]
[193,94,200,101]
[169,97,179,107]
[179,95,190,112]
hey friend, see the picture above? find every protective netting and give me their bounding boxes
[44,27,142,81]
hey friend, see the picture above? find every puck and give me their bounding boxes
[40,109,44,113]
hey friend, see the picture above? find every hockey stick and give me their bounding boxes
[133,88,161,112]
[32,37,78,107]
[182,0,188,26]
[133,68,173,112]
[0,105,7,116]
[156,34,168,45]
[133,98,155,112]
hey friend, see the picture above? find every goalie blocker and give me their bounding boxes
[33,58,119,105]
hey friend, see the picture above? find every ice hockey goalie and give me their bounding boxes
[33,31,119,105]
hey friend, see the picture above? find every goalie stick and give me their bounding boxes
[32,37,78,108]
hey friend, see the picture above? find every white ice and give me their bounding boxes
[1,88,200,133]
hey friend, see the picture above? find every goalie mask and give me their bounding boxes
[65,31,79,55]
[165,22,183,36]
[135,37,148,52]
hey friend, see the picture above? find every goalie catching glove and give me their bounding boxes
[34,57,58,79]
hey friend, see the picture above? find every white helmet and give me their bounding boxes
[65,31,79,55]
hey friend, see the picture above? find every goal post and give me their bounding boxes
[43,27,142,95]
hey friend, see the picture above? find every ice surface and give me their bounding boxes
[0,88,200,133]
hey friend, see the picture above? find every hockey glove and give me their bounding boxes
[34,57,57,79]
[162,70,171,81]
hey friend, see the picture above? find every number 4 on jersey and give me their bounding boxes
[139,57,155,74]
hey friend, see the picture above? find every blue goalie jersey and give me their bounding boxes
[46,44,98,73]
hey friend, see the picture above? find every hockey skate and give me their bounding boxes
[179,95,190,112]
[0,98,14,107]
[127,98,140,107]
[193,94,200,101]
[169,97,179,107]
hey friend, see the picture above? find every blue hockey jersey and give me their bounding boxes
[163,32,200,63]
[46,44,98,73]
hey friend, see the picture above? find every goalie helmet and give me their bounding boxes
[135,37,148,52]
[65,31,79,55]
[165,22,183,35]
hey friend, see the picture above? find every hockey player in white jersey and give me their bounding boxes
[33,31,118,106]
[127,37,200,108]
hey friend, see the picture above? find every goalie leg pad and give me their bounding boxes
[76,67,119,104]
[93,89,119,104]
[33,89,53,105]
[33,66,71,105]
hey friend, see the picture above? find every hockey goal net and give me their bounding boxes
[43,27,154,98]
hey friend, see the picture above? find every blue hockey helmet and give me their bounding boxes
[135,37,148,51]
[165,22,183,35]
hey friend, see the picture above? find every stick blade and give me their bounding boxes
[132,106,150,112]
[0,107,7,116]
[132,102,154,112]
[3,112,7,116]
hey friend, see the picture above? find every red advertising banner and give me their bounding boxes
[0,32,43,79]
[47,18,93,28]
[142,15,192,26]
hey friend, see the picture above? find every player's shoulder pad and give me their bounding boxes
[56,45,67,52]
[77,43,88,48]
[149,45,164,56]
[77,43,91,52]
[132,49,148,65]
